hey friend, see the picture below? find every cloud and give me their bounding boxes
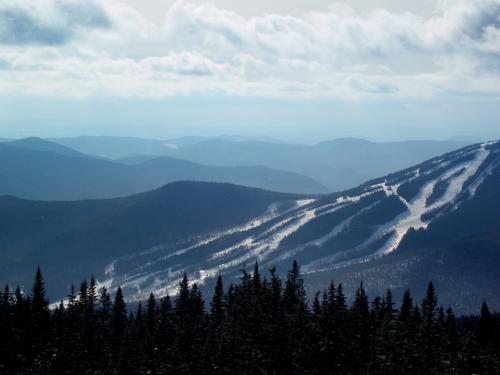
[0,0,499,99]
[0,0,111,45]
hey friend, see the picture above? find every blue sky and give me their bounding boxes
[0,0,499,142]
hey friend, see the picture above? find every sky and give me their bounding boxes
[0,0,499,142]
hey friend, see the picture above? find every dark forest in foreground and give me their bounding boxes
[1,262,499,374]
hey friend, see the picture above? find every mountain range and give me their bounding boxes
[0,137,326,199]
[51,136,470,191]
[1,140,499,313]
[50,135,285,159]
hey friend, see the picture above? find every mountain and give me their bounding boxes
[6,137,87,158]
[51,136,470,192]
[0,141,499,313]
[129,157,327,194]
[150,138,472,191]
[50,136,181,159]
[0,140,327,200]
[50,135,285,159]
[0,182,298,297]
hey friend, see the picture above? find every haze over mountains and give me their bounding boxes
[50,135,286,159]
[0,136,471,200]
[0,137,326,199]
[52,136,470,192]
[1,138,499,313]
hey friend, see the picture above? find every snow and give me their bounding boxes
[95,143,499,301]
[375,144,490,255]
[98,198,318,301]
[134,201,291,261]
[296,199,316,207]
[104,260,116,277]
[211,207,317,262]
[304,144,494,272]
[163,143,179,149]
[432,146,490,205]
[467,159,499,197]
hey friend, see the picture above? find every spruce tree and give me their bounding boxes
[111,287,127,363]
[30,266,51,371]
[350,282,370,373]
[480,302,494,347]
[0,262,498,374]
[210,274,224,327]
[157,295,174,373]
[282,261,310,373]
[420,281,439,372]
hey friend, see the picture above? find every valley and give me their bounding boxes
[1,140,499,313]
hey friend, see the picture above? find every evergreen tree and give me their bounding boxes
[480,302,494,346]
[420,281,439,372]
[0,285,13,372]
[443,306,459,373]
[157,294,174,374]
[30,266,51,371]
[393,289,418,373]
[282,261,310,373]
[350,282,371,373]
[111,286,127,364]
[210,274,224,327]
[0,263,498,374]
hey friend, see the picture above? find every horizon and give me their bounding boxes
[0,133,489,145]
[1,0,500,142]
[1,2,500,371]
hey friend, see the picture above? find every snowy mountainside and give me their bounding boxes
[101,141,500,303]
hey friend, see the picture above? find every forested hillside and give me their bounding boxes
[1,263,499,374]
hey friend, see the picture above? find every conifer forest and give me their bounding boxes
[0,262,499,374]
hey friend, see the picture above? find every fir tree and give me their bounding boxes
[420,281,439,372]
[0,263,498,374]
[210,274,225,327]
[111,286,127,364]
[30,266,51,371]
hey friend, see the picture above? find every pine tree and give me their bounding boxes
[157,295,174,374]
[1,263,499,374]
[142,294,157,373]
[80,277,100,372]
[315,283,337,373]
[350,282,370,373]
[174,274,207,374]
[369,295,384,373]
[420,281,439,372]
[262,266,286,372]
[443,306,459,373]
[393,289,418,373]
[282,261,310,373]
[252,261,261,294]
[30,266,51,371]
[480,302,494,347]
[10,286,25,372]
[111,287,127,363]
[210,274,224,327]
[0,285,13,372]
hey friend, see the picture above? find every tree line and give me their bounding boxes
[0,261,499,374]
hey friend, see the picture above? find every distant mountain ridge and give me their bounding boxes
[0,138,327,199]
[0,182,299,297]
[0,140,499,313]
[49,135,471,191]
[160,138,472,191]
[7,137,87,158]
[50,135,285,159]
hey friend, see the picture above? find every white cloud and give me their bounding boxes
[0,0,499,99]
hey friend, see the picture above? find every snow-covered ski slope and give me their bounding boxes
[100,141,500,301]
